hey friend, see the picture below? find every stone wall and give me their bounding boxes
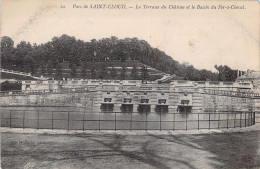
[2,89,259,113]
[1,80,259,113]
[203,94,255,112]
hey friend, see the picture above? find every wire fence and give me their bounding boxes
[0,110,256,131]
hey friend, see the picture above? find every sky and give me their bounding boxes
[1,0,259,72]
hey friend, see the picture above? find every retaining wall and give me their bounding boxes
[1,87,259,113]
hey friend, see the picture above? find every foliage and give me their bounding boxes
[70,63,77,77]
[99,64,108,79]
[0,81,21,91]
[110,67,117,79]
[46,60,53,76]
[214,65,237,81]
[91,66,96,79]
[131,65,139,79]
[40,63,46,75]
[0,35,238,81]
[55,62,62,80]
[141,66,149,80]
[81,63,87,78]
[120,66,126,80]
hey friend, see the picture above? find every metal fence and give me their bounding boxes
[255,112,260,124]
[0,110,256,131]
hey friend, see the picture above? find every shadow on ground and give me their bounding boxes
[148,131,260,168]
[1,130,260,169]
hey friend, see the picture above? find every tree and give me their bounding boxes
[120,66,127,80]
[214,65,237,81]
[1,36,14,52]
[29,59,36,75]
[23,55,35,74]
[131,65,139,79]
[141,66,148,80]
[90,39,98,62]
[81,63,87,78]
[1,35,223,81]
[199,69,209,81]
[0,81,21,91]
[185,65,196,81]
[110,67,117,79]
[55,62,62,80]
[99,64,108,79]
[14,41,33,71]
[51,34,77,63]
[70,63,77,77]
[91,66,96,79]
[40,63,46,75]
[1,36,15,69]
[46,60,53,76]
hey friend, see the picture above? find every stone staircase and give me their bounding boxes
[0,68,49,80]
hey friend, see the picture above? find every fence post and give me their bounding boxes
[251,112,253,125]
[23,110,25,129]
[160,112,161,131]
[130,113,132,131]
[37,111,39,130]
[253,112,255,124]
[198,113,200,130]
[83,110,85,131]
[144,112,147,131]
[240,112,242,128]
[115,112,116,131]
[248,112,250,126]
[185,113,187,131]
[255,112,256,124]
[209,113,211,130]
[234,113,236,128]
[250,112,251,125]
[68,112,70,130]
[247,112,250,126]
[250,112,252,125]
[173,113,175,131]
[227,113,229,129]
[245,112,247,127]
[99,112,100,131]
[52,111,54,130]
[252,112,253,125]
[218,113,220,129]
[10,110,12,129]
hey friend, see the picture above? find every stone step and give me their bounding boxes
[193,103,203,105]
[169,96,179,98]
[192,102,203,104]
[192,100,203,102]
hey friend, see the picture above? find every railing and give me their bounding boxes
[204,89,260,98]
[255,112,260,124]
[0,110,255,131]
[0,68,48,80]
[0,87,92,96]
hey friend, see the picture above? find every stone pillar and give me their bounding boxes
[168,92,179,112]
[192,92,203,113]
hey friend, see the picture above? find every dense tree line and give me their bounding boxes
[0,81,21,91]
[1,35,238,81]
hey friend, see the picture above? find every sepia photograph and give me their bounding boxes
[0,0,259,168]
